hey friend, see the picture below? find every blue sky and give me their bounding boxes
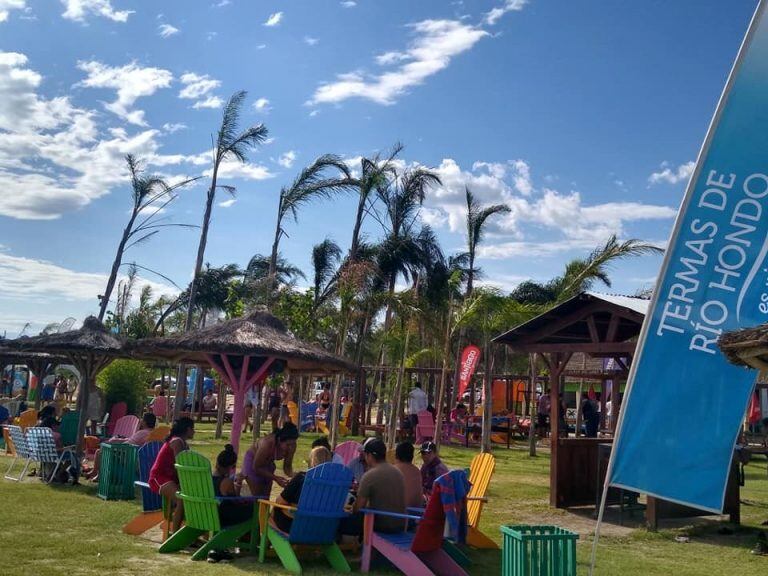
[0,0,759,335]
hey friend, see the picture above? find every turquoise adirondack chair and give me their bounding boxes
[158,450,259,560]
[258,462,353,574]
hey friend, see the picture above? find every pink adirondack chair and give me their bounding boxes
[334,440,360,466]
[151,396,168,422]
[111,414,140,439]
[361,470,469,575]
[415,410,436,444]
[105,402,127,436]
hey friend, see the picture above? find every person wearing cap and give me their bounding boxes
[340,438,406,536]
[346,439,370,482]
[419,441,449,497]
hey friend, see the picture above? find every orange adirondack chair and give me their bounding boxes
[16,409,38,430]
[466,452,498,549]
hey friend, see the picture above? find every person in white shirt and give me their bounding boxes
[407,382,429,429]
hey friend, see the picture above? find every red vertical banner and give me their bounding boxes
[457,345,481,401]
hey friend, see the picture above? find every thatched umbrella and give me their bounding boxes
[719,324,768,372]
[0,350,68,409]
[129,308,354,452]
[4,317,125,456]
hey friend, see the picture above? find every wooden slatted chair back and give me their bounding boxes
[106,402,127,436]
[288,462,353,545]
[467,452,495,528]
[341,403,353,424]
[8,425,28,459]
[3,426,15,456]
[113,415,140,439]
[17,409,38,430]
[59,411,79,447]
[175,450,221,533]
[334,440,360,466]
[138,441,163,512]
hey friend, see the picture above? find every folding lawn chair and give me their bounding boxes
[25,426,76,484]
[4,425,31,481]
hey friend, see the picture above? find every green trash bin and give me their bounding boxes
[97,442,137,500]
[500,525,578,576]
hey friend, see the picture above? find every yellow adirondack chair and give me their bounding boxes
[286,401,298,425]
[316,403,353,436]
[467,452,498,549]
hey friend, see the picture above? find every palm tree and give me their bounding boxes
[183,91,268,333]
[311,238,342,314]
[268,155,353,303]
[547,234,663,300]
[348,143,403,262]
[98,154,196,321]
[175,91,267,418]
[464,187,511,299]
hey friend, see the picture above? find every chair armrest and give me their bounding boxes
[466,496,488,502]
[214,495,262,502]
[406,506,425,515]
[135,481,150,489]
[257,499,298,512]
[359,508,423,522]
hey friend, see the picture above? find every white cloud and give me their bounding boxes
[425,158,676,254]
[340,0,356,6]
[179,73,223,109]
[256,44,267,50]
[158,23,179,38]
[485,0,527,26]
[264,11,282,26]
[253,97,270,111]
[304,36,319,46]
[218,198,237,208]
[0,0,25,22]
[214,0,230,6]
[77,60,173,126]
[277,150,296,168]
[192,96,224,109]
[204,159,274,181]
[0,52,179,220]
[648,160,695,185]
[162,122,187,134]
[309,19,487,105]
[61,0,133,22]
[0,249,177,303]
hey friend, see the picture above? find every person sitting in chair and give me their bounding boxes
[272,446,333,533]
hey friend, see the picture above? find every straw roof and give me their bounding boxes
[4,316,125,356]
[718,324,768,368]
[0,349,69,366]
[128,308,355,372]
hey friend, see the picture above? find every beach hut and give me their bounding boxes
[3,317,125,457]
[128,308,354,452]
[0,350,68,409]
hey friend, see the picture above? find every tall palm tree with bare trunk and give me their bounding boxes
[175,91,268,418]
[267,155,353,305]
[98,154,196,321]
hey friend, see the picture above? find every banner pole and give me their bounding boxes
[589,2,767,573]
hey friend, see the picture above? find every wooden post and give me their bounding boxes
[215,377,226,439]
[481,338,494,453]
[527,353,537,457]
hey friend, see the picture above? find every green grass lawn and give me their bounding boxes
[2,424,768,575]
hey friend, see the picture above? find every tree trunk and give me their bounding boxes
[267,205,282,308]
[98,211,138,321]
[434,297,454,449]
[329,373,343,448]
[528,353,537,457]
[174,162,220,419]
[387,322,411,450]
[481,337,493,453]
[348,194,367,263]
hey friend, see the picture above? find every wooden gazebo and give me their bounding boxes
[4,317,125,455]
[129,308,354,452]
[493,292,646,507]
[0,350,68,409]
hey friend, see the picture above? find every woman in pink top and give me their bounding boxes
[85,413,157,481]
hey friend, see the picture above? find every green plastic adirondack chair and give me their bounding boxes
[158,450,259,561]
[258,462,353,575]
[59,411,79,448]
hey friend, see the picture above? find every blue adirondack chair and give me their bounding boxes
[258,462,353,574]
[300,402,317,432]
[123,441,166,536]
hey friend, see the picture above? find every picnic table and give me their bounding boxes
[464,415,515,449]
